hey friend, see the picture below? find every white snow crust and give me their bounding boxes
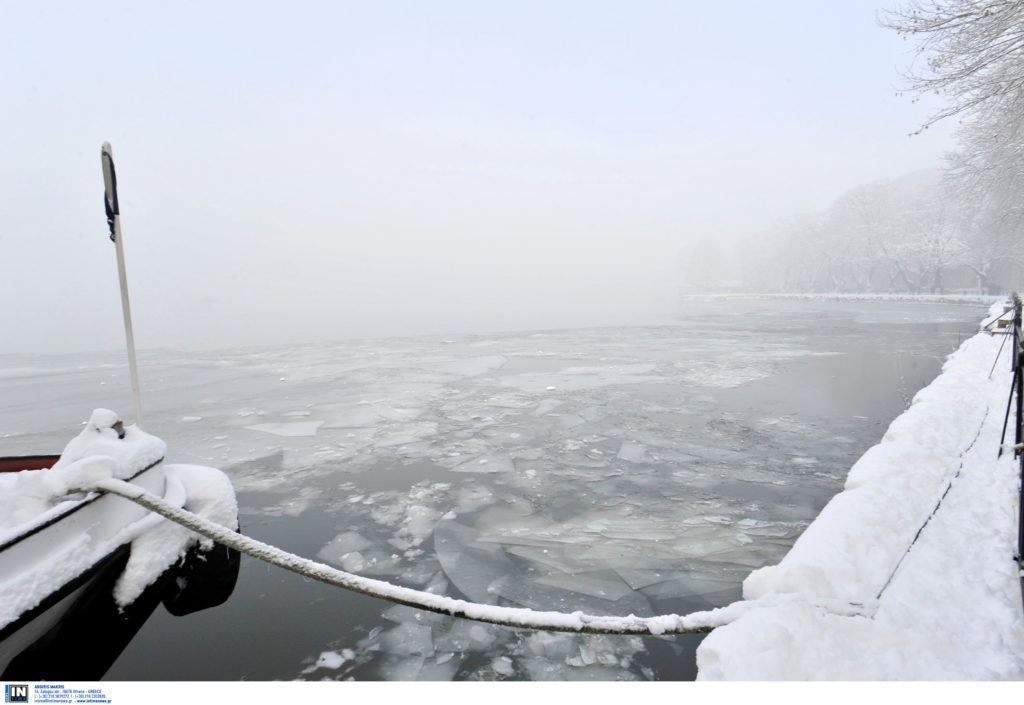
[53,409,166,474]
[112,462,238,606]
[696,301,1024,679]
[0,410,237,625]
[0,409,165,538]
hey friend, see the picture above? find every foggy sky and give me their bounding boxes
[1,1,955,354]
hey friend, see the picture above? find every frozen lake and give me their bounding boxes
[0,298,989,680]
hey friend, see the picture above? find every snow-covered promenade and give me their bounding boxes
[697,300,1024,679]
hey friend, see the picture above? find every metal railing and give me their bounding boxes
[993,293,1024,599]
[1012,294,1024,577]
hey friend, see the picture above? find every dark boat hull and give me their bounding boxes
[0,457,240,678]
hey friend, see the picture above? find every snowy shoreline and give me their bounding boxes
[696,300,1024,679]
[684,293,1000,307]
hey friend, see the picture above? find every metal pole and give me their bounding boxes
[101,142,143,428]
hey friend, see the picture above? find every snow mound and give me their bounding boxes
[0,409,238,621]
[0,409,166,533]
[114,463,238,606]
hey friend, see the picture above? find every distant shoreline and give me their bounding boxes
[682,292,1000,306]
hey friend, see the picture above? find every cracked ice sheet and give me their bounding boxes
[7,300,980,682]
[677,361,773,389]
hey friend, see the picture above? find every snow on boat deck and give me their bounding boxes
[697,301,1024,679]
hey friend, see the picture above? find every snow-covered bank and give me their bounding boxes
[696,301,1024,679]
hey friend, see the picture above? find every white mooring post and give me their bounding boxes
[101,142,143,429]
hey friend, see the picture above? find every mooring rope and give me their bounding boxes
[88,477,749,636]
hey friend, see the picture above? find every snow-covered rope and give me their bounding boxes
[88,477,748,635]
[874,402,991,601]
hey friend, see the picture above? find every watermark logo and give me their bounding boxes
[4,685,28,703]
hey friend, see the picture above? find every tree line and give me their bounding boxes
[705,1,1024,296]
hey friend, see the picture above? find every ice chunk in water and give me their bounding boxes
[378,655,425,680]
[430,616,505,656]
[496,573,654,617]
[450,453,515,474]
[453,484,496,514]
[300,649,354,675]
[518,633,646,680]
[431,619,472,654]
[316,651,347,670]
[338,551,366,572]
[245,421,324,437]
[402,504,441,546]
[381,604,448,627]
[613,568,667,591]
[322,405,382,428]
[492,493,535,516]
[433,518,514,604]
[316,531,372,563]
[433,355,507,377]
[380,622,435,657]
[492,655,515,677]
[677,360,772,389]
[532,570,634,601]
[616,442,647,463]
[398,560,442,586]
[504,545,581,574]
[524,631,577,660]
[579,405,608,423]
[641,578,742,608]
[566,644,597,667]
[412,657,460,681]
[352,548,405,576]
[532,398,564,416]
[373,421,439,448]
[638,567,743,602]
[552,413,586,428]
[468,624,497,648]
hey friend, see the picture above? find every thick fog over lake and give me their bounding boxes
[10,0,1024,686]
[1,2,955,355]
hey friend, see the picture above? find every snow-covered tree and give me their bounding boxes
[882,0,1024,131]
[730,170,984,294]
[883,0,1024,291]
[718,2,1024,295]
